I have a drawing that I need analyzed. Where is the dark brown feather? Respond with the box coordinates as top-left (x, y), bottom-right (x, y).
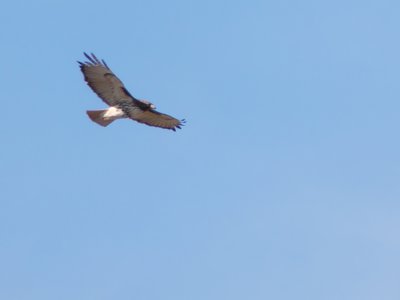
top-left (78, 53), bottom-right (134, 106)
top-left (125, 107), bottom-right (185, 131)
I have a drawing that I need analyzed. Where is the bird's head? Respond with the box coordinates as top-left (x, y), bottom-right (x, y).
top-left (141, 99), bottom-right (156, 110)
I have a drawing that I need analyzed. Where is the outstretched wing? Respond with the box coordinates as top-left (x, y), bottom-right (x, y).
top-left (126, 108), bottom-right (186, 131)
top-left (78, 52), bottom-right (135, 106)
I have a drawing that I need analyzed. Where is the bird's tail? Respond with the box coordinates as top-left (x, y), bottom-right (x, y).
top-left (86, 110), bottom-right (115, 127)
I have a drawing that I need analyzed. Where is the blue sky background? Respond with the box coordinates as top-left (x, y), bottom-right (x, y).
top-left (1, 0), bottom-right (400, 299)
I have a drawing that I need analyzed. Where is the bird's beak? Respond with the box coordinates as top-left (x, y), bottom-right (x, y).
top-left (150, 104), bottom-right (156, 109)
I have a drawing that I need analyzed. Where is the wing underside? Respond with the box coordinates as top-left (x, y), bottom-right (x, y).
top-left (78, 53), bottom-right (134, 106)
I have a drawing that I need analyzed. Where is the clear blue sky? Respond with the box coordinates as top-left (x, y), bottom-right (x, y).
top-left (1, 0), bottom-right (399, 299)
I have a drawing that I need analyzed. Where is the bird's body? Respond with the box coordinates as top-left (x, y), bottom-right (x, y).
top-left (78, 53), bottom-right (185, 131)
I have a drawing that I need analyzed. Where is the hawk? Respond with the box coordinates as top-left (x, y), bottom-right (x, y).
top-left (78, 53), bottom-right (185, 131)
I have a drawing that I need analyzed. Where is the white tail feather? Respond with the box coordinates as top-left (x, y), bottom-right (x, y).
top-left (87, 110), bottom-right (114, 127)
top-left (86, 107), bottom-right (126, 127)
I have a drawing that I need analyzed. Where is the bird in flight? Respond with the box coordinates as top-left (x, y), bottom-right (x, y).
top-left (78, 52), bottom-right (185, 131)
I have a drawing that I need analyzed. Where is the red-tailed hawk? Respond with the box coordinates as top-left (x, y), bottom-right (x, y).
top-left (78, 53), bottom-right (185, 131)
